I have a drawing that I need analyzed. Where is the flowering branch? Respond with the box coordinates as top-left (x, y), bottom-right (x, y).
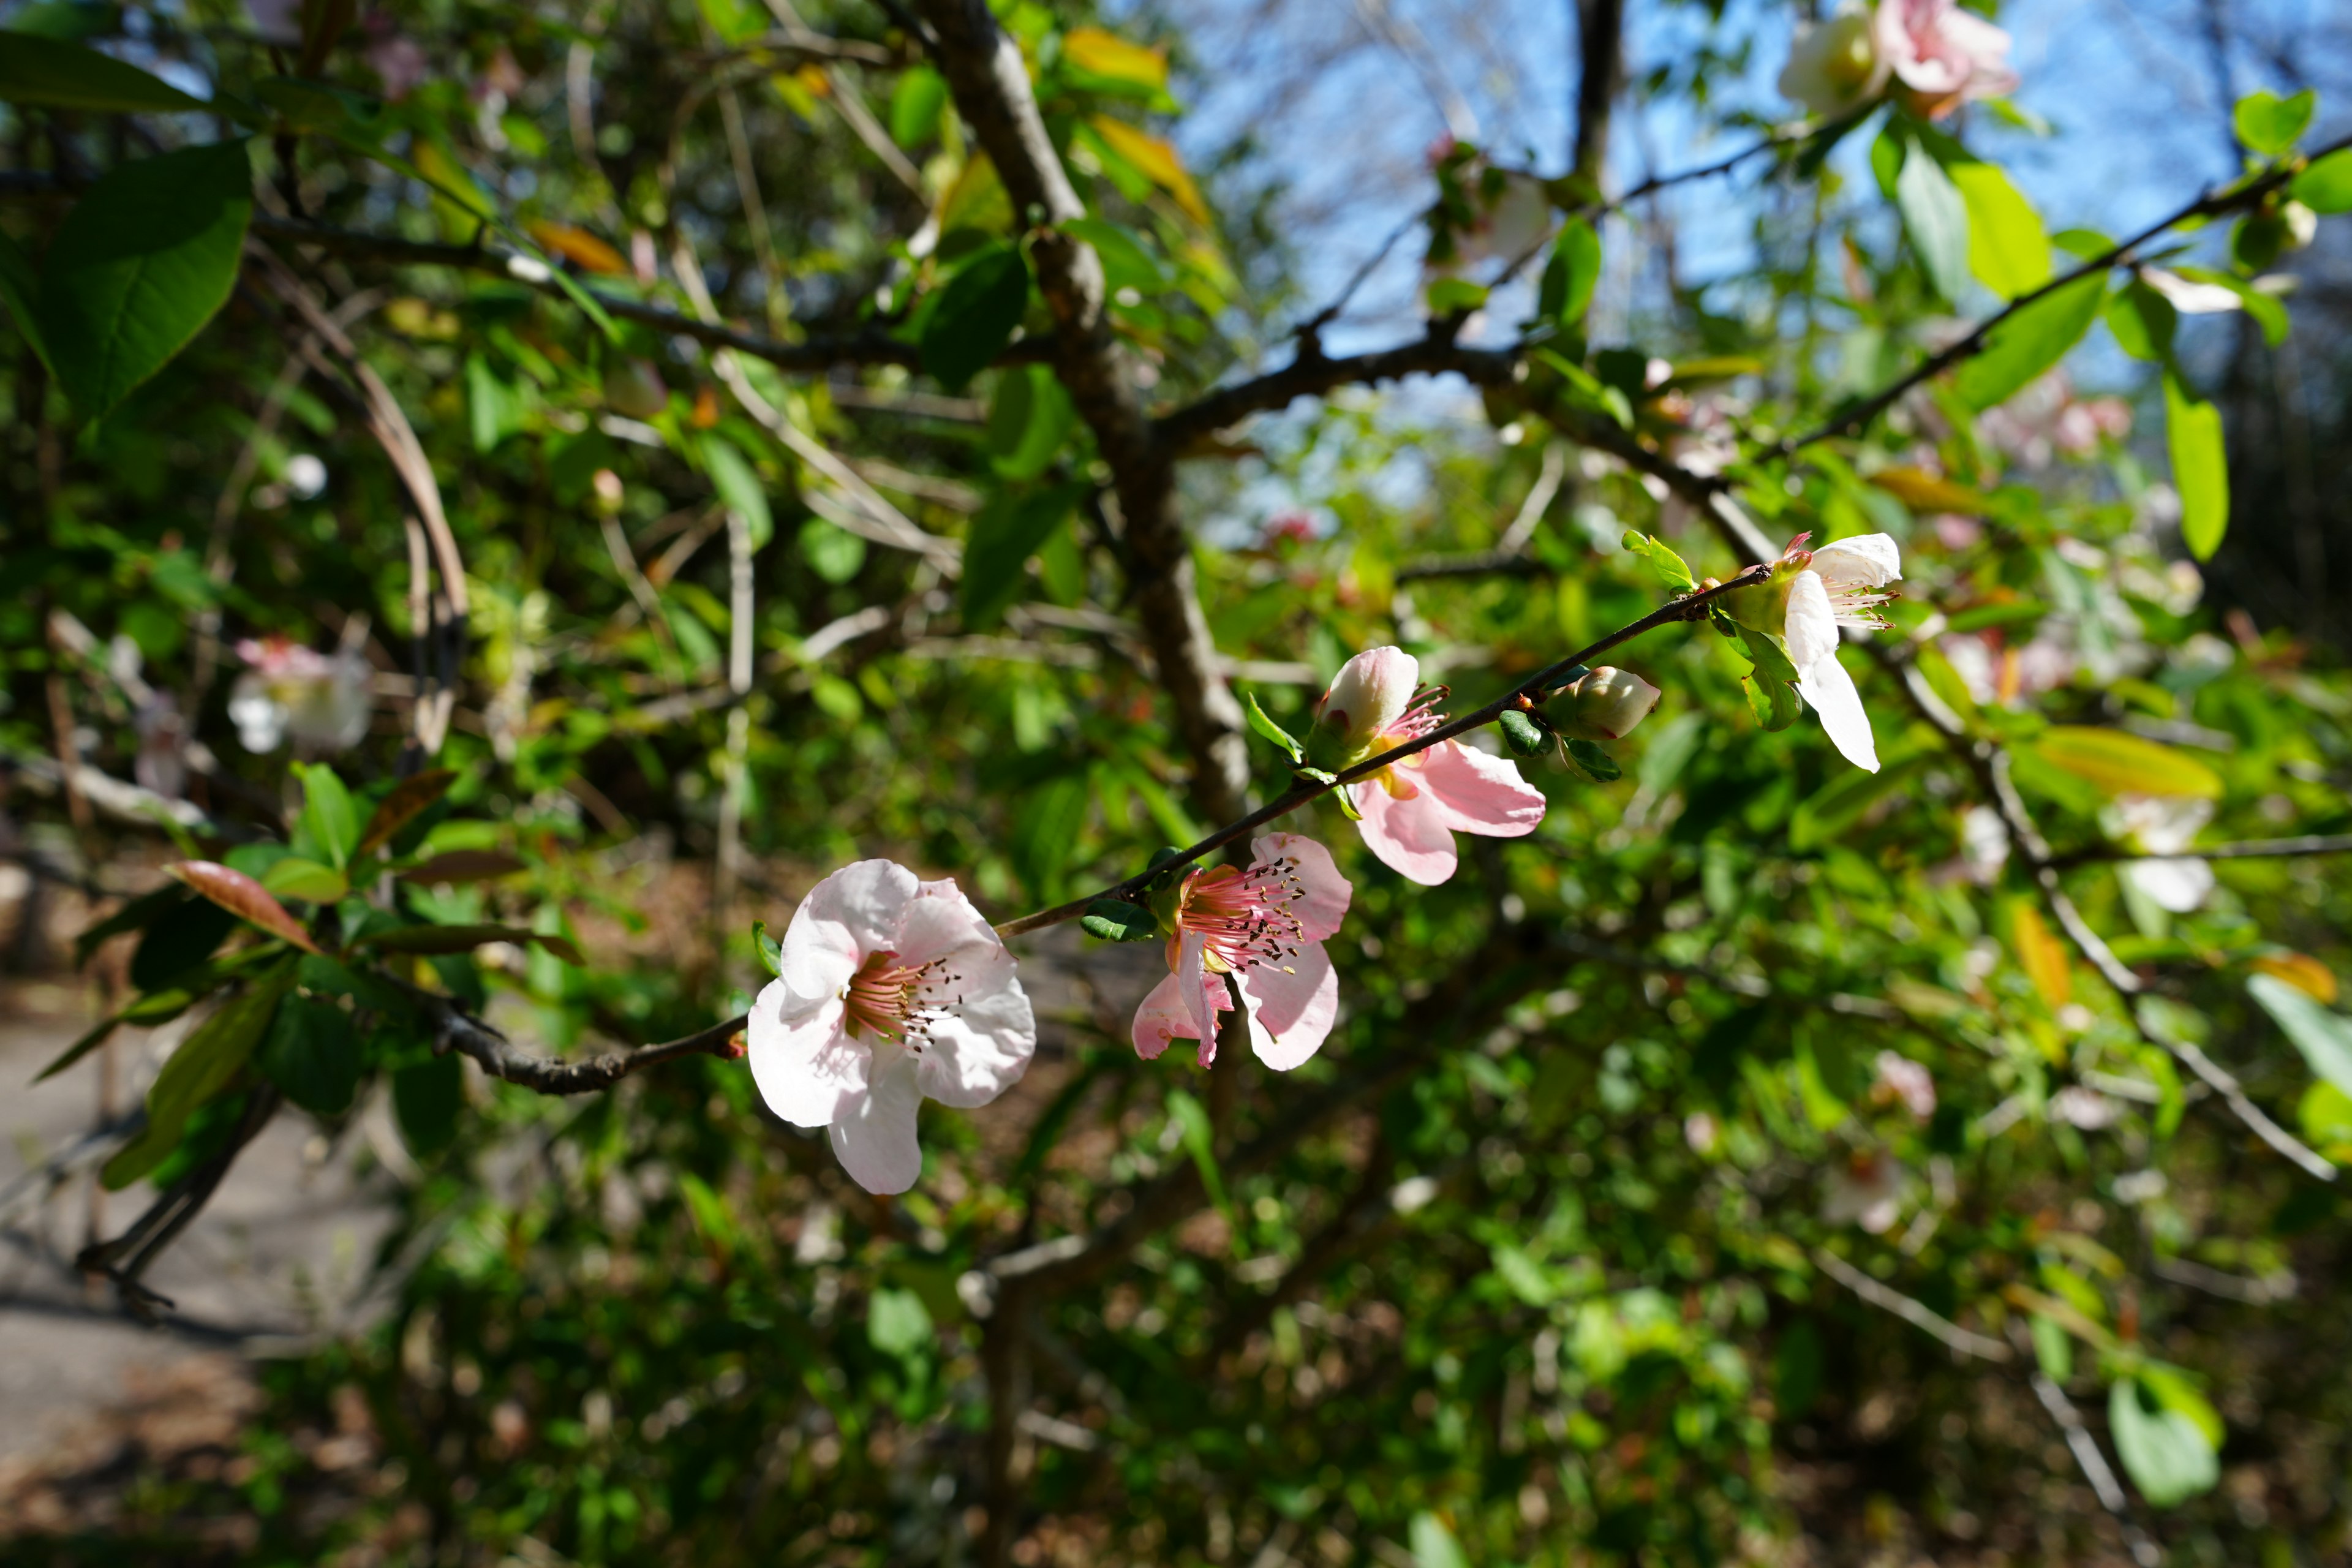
top-left (407, 987), bottom-right (747, 1095)
top-left (990, 566), bottom-right (1769, 940)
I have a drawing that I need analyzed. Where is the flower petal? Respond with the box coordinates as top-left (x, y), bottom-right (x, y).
top-left (746, 977), bottom-right (867, 1128)
top-left (1133, 969), bottom-right (1226, 1060)
top-left (1175, 929), bottom-right (1218, 1044)
top-left (1796, 642), bottom-right (1880, 773)
top-left (915, 962), bottom-right (1036, 1107)
top-left (1807, 532), bottom-right (1902, 590)
top-left (1422, 739), bottom-right (1546, 839)
top-left (2125, 857), bottom-right (2214, 914)
top-left (1782, 568), bottom-right (1842, 671)
top-left (1251, 831), bottom-right (1353, 940)
top-left (1317, 646), bottom-right (1418, 752)
top-left (793, 859), bottom-right (917, 971)
top-left (1352, 774), bottom-right (1461, 885)
top-left (1237, 941), bottom-right (1339, 1071)
top-left (828, 1046), bottom-right (925, 1195)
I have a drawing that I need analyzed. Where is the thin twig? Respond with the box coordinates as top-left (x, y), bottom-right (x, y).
top-left (1814, 1246), bottom-right (2011, 1361)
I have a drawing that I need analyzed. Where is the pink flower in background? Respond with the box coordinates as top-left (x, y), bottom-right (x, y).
top-left (1875, 0), bottom-right (2019, 117)
top-left (1872, 1051), bottom-right (1937, 1119)
top-left (1822, 1149), bottom-right (1908, 1232)
top-left (229, 637), bottom-right (372, 755)
top-left (363, 17), bottom-right (428, 102)
top-left (1133, 834), bottom-right (1351, 1070)
top-left (1313, 647), bottom-right (1547, 885)
top-left (749, 861), bottom-right (1035, 1195)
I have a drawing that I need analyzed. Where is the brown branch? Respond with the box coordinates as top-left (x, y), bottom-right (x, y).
top-left (1155, 328), bottom-right (1520, 453)
top-left (411, 988), bottom-right (747, 1095)
top-left (2052, 832), bottom-right (2352, 867)
top-left (991, 566), bottom-right (1767, 939)
top-left (915, 0), bottom-right (1250, 823)
top-left (1395, 548), bottom-right (1553, 582)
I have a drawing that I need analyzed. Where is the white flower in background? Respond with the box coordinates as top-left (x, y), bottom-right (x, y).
top-left (1871, 1051), bottom-right (1937, 1120)
top-left (1822, 1149), bottom-right (1907, 1233)
top-left (1727, 533), bottom-right (1902, 772)
top-left (748, 861), bottom-right (1035, 1195)
top-left (1779, 4), bottom-right (1888, 118)
top-left (228, 637), bottom-right (372, 755)
top-left (1958, 804), bottom-right (2010, 885)
top-left (2050, 1085), bottom-right (2124, 1130)
top-left (1875, 0), bottom-right (2019, 117)
top-left (2108, 794), bottom-right (2215, 913)
top-left (2139, 266), bottom-right (2245, 316)
top-left (285, 453), bottom-right (329, 500)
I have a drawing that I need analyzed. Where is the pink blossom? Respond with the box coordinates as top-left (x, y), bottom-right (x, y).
top-left (1132, 833), bottom-right (1351, 1071)
top-left (229, 636), bottom-right (371, 755)
top-left (749, 861), bottom-right (1035, 1194)
top-left (1312, 647), bottom-right (1547, 885)
top-left (1875, 0), bottom-right (2019, 118)
top-left (1871, 1050), bottom-right (1937, 1119)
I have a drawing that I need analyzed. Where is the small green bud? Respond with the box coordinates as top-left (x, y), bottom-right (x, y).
top-left (1499, 708), bottom-right (1553, 757)
top-left (1080, 899), bottom-right (1159, 943)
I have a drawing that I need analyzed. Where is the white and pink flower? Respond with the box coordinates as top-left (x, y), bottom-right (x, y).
top-left (1779, 4), bottom-right (1890, 119)
top-left (1313, 647), bottom-right (1548, 885)
top-left (1133, 833), bottom-right (1351, 1071)
top-left (229, 636), bottom-right (372, 755)
top-left (1728, 533), bottom-right (1902, 774)
top-left (1875, 0), bottom-right (2019, 118)
top-left (749, 861), bottom-right (1035, 1195)
top-left (1822, 1148), bottom-right (1908, 1233)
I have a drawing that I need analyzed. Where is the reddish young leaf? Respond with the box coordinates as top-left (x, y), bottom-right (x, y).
top-left (169, 861), bottom-right (320, 954)
top-left (356, 768), bottom-right (458, 856)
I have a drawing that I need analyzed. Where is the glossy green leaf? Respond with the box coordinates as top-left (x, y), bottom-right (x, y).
top-left (1949, 160), bottom-right (2050, 300)
top-left (1619, 530), bottom-right (1697, 593)
top-left (1736, 625), bottom-right (1803, 733)
top-left (1537, 217), bottom-right (1602, 329)
top-left (260, 855), bottom-right (349, 904)
top-left (103, 967), bottom-right (293, 1190)
top-left (294, 762), bottom-right (361, 870)
top-left (752, 920), bottom-right (783, 977)
top-left (2163, 369), bottom-right (2229, 561)
top-left (37, 138), bottom-right (253, 420)
top-left (984, 362), bottom-right (1077, 482)
top-left (1566, 737), bottom-right (1621, 782)
top-left (0, 31), bottom-right (210, 113)
top-left (1080, 899), bottom-right (1158, 943)
top-left (1242, 690), bottom-right (1303, 762)
top-left (2035, 725), bottom-right (2223, 797)
top-left (2233, 88), bottom-right (2313, 155)
top-left (887, 64), bottom-right (947, 148)
top-left (2105, 278), bottom-right (2177, 363)
top-left (1953, 272), bottom-right (2105, 410)
top-left (920, 241), bottom-right (1030, 390)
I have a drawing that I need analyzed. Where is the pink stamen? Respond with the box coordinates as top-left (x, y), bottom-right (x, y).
top-left (1379, 683), bottom-right (1451, 744)
top-left (1167, 856), bottom-right (1316, 978)
top-left (842, 949), bottom-right (964, 1049)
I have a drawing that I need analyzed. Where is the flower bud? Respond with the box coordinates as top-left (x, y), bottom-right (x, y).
top-left (602, 357), bottom-right (669, 420)
top-left (1550, 666), bottom-right (1661, 741)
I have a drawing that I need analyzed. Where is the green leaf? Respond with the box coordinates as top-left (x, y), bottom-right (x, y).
top-left (464, 352), bottom-right (528, 454)
top-left (961, 483), bottom-right (1085, 630)
top-left (1565, 737), bottom-right (1621, 782)
top-left (1009, 771), bottom-right (1090, 901)
top-left (2249, 973), bottom-right (2352, 1101)
top-left (867, 1286), bottom-right (933, 1357)
top-left (1894, 137), bottom-right (1969, 302)
top-left (1537, 217), bottom-right (1602, 329)
top-left (753, 920), bottom-right (783, 977)
top-left (2163, 369), bottom-right (2229, 562)
top-left (984, 361), bottom-right (1077, 482)
top-left (887, 64), bottom-right (947, 148)
top-left (1242, 690), bottom-right (1303, 763)
top-left (0, 31), bottom-right (211, 113)
top-left (1408, 1512), bottom-right (1471, 1568)
top-left (1061, 216), bottom-right (1166, 294)
top-left (2029, 1313), bottom-right (2072, 1383)
top-left (129, 893), bottom-right (237, 990)
top-left (2105, 278), bottom-right (2177, 363)
top-left (1735, 625), bottom-right (1803, 732)
top-left (1164, 1087), bottom-right (1232, 1221)
top-left (74, 883), bottom-right (189, 968)
top-left (392, 1052), bottom-right (463, 1156)
top-left (260, 856), bottom-right (348, 904)
top-left (103, 967), bottom-right (294, 1190)
top-left (1953, 272), bottom-right (2105, 410)
top-left (1948, 160), bottom-right (2050, 300)
top-left (1619, 530), bottom-right (1697, 593)
top-left (2233, 88), bottom-right (2314, 155)
top-left (37, 138), bottom-right (253, 420)
top-left (294, 763), bottom-right (361, 870)
top-left (1498, 708), bottom-right (1551, 757)
top-left (257, 993), bottom-right (362, 1117)
top-left (0, 228), bottom-right (53, 375)
top-left (2035, 725), bottom-right (2223, 798)
top-left (1080, 899), bottom-right (1158, 943)
top-left (701, 432), bottom-right (773, 551)
top-left (2170, 265), bottom-right (2290, 347)
top-left (2109, 1379), bottom-right (2219, 1507)
top-left (798, 517), bottom-right (867, 584)
top-left (920, 241), bottom-right (1030, 390)
top-left (1425, 276), bottom-right (1488, 316)
top-left (2291, 148), bottom-right (2352, 214)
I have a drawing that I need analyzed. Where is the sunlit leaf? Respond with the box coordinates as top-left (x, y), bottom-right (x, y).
top-left (2163, 369), bottom-right (2228, 561)
top-left (2033, 726), bottom-right (2223, 798)
top-left (1953, 272), bottom-right (2105, 410)
top-left (170, 861), bottom-right (321, 954)
top-left (1949, 160), bottom-right (2050, 300)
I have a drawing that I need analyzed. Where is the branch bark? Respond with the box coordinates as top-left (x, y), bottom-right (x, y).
top-left (914, 0), bottom-right (1250, 823)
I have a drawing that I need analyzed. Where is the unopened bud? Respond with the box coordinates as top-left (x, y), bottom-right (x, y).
top-left (1551, 666), bottom-right (1661, 741)
top-left (592, 468), bottom-right (625, 513)
top-left (602, 357), bottom-right (669, 420)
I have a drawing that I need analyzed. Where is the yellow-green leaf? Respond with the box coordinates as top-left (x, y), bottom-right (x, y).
top-left (2163, 370), bottom-right (2228, 561)
top-left (2034, 726), bottom-right (2223, 799)
top-left (1061, 27), bottom-right (1168, 92)
top-left (1950, 161), bottom-right (2050, 300)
